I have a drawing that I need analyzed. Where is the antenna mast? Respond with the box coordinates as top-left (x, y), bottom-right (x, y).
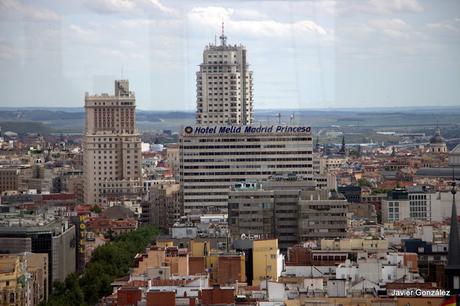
top-left (219, 21), bottom-right (227, 46)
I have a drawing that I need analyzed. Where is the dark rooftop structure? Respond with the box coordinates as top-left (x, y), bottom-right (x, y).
top-left (415, 167), bottom-right (460, 179)
top-left (430, 127), bottom-right (445, 144)
top-left (101, 205), bottom-right (135, 220)
top-left (445, 174), bottom-right (460, 294)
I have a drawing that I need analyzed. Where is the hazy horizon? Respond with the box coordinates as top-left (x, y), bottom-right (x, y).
top-left (1, 0), bottom-right (460, 110)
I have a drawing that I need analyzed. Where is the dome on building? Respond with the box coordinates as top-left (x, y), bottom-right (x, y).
top-left (430, 127), bottom-right (445, 144)
top-left (429, 127), bottom-right (448, 154)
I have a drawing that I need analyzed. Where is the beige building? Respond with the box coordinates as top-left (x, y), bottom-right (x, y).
top-left (83, 80), bottom-right (142, 205)
top-left (321, 238), bottom-right (388, 252)
top-left (196, 28), bottom-right (253, 125)
top-left (180, 125), bottom-right (313, 213)
top-left (131, 246), bottom-right (189, 277)
top-left (252, 239), bottom-right (283, 286)
top-left (324, 156), bottom-right (348, 171)
top-left (165, 143), bottom-right (180, 175)
top-left (0, 253), bottom-right (48, 306)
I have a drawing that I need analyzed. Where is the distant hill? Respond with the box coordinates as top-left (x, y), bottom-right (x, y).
top-left (0, 106), bottom-right (459, 136)
top-left (0, 110), bottom-right (84, 121)
top-left (0, 121), bottom-right (54, 135)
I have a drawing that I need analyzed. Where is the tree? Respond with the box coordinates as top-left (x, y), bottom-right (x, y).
top-left (90, 205), bottom-right (102, 214)
top-left (358, 178), bottom-right (372, 188)
top-left (45, 225), bottom-right (158, 306)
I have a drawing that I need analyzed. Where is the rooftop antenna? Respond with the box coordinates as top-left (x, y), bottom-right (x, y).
top-left (219, 20), bottom-right (227, 46)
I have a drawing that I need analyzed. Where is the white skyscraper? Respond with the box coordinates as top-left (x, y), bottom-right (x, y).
top-left (83, 80), bottom-right (142, 206)
top-left (196, 24), bottom-right (253, 125)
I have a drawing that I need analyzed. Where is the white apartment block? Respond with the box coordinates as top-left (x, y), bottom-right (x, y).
top-left (83, 80), bottom-right (142, 205)
top-left (382, 188), bottom-right (460, 223)
top-left (196, 29), bottom-right (253, 125)
top-left (180, 125), bottom-right (313, 213)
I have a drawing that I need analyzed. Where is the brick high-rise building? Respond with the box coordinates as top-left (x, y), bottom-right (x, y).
top-left (83, 80), bottom-right (142, 205)
top-left (0, 168), bottom-right (18, 194)
top-left (196, 24), bottom-right (253, 125)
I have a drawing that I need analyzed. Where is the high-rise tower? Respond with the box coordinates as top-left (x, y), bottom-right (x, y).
top-left (196, 23), bottom-right (253, 125)
top-left (83, 80), bottom-right (142, 206)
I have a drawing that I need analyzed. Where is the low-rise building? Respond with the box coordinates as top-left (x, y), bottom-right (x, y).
top-left (0, 252), bottom-right (48, 305)
top-left (298, 190), bottom-right (348, 241)
top-left (141, 181), bottom-right (182, 232)
top-left (228, 176), bottom-right (343, 249)
top-left (0, 219), bottom-right (76, 292)
top-left (320, 237), bottom-right (388, 252)
top-left (252, 239), bottom-right (284, 287)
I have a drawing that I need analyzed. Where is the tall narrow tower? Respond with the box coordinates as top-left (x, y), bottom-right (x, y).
top-left (445, 170), bottom-right (460, 293)
top-left (339, 135), bottom-right (346, 155)
top-left (83, 80), bottom-right (142, 206)
top-left (196, 23), bottom-right (253, 125)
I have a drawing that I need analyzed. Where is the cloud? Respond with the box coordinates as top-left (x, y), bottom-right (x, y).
top-left (427, 18), bottom-right (460, 33)
top-left (187, 6), bottom-right (332, 40)
top-left (232, 9), bottom-right (268, 20)
top-left (68, 24), bottom-right (98, 43)
top-left (368, 18), bottom-right (411, 39)
top-left (368, 0), bottom-right (423, 13)
top-left (0, 0), bottom-right (60, 22)
top-left (334, 0), bottom-right (423, 16)
top-left (84, 0), bottom-right (177, 16)
top-left (0, 42), bottom-right (20, 60)
top-left (84, 0), bottom-right (136, 14)
top-left (148, 0), bottom-right (176, 15)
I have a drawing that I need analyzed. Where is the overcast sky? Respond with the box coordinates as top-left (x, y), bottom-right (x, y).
top-left (0, 0), bottom-right (459, 110)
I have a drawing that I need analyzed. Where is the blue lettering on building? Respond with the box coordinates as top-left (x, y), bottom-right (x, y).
top-left (187, 125), bottom-right (311, 135)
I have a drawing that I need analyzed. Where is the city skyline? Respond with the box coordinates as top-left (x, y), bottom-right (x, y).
top-left (1, 0), bottom-right (460, 110)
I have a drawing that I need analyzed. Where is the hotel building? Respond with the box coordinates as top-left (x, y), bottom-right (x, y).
top-left (180, 125), bottom-right (313, 213)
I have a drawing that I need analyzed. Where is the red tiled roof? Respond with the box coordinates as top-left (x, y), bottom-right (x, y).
top-left (42, 193), bottom-right (76, 201)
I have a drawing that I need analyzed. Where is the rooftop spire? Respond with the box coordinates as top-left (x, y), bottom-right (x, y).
top-left (219, 21), bottom-right (227, 46)
top-left (339, 134), bottom-right (346, 155)
top-left (447, 167), bottom-right (460, 268)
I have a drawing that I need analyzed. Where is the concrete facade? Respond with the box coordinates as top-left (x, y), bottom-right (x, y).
top-left (228, 177), bottom-right (320, 249)
top-left (83, 80), bottom-right (142, 206)
top-left (297, 190), bottom-right (348, 241)
top-left (0, 220), bottom-right (75, 293)
top-left (143, 181), bottom-right (182, 232)
top-left (180, 125), bottom-right (313, 213)
top-left (196, 30), bottom-right (253, 125)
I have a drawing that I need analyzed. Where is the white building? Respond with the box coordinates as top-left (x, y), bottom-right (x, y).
top-left (180, 125), bottom-right (313, 213)
top-left (335, 254), bottom-right (423, 293)
top-left (324, 156), bottom-right (348, 171)
top-left (449, 144), bottom-right (460, 166)
top-left (83, 80), bottom-right (142, 206)
top-left (382, 188), bottom-right (460, 223)
top-left (196, 26), bottom-right (253, 125)
top-left (171, 223), bottom-right (198, 239)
